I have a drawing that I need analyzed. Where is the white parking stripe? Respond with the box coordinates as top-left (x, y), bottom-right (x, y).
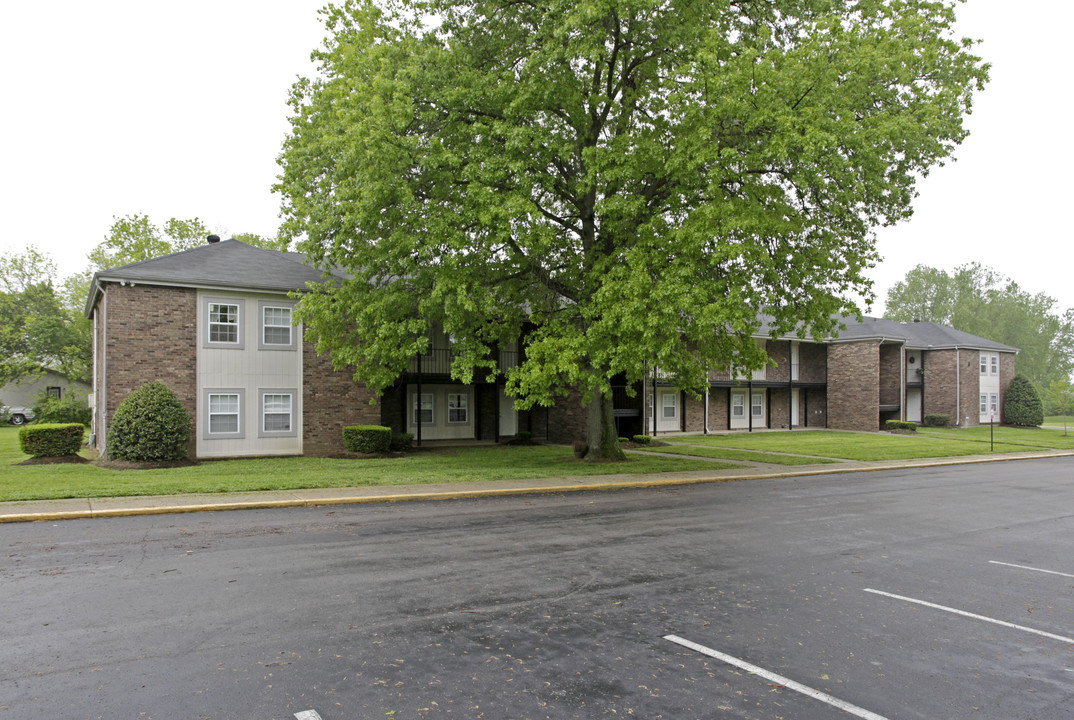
top-left (989, 560), bottom-right (1074, 579)
top-left (864, 589), bottom-right (1074, 644)
top-left (663, 634), bottom-right (890, 720)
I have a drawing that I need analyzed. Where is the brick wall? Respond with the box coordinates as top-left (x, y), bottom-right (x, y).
top-left (799, 342), bottom-right (827, 383)
top-left (879, 344), bottom-right (902, 407)
top-left (827, 341), bottom-right (880, 430)
top-left (98, 283), bottom-right (198, 457)
top-left (684, 392), bottom-right (705, 432)
top-left (767, 341), bottom-right (791, 383)
top-left (921, 348), bottom-right (983, 427)
top-left (804, 387), bottom-right (827, 427)
top-left (769, 387), bottom-right (790, 428)
top-left (302, 340), bottom-right (380, 455)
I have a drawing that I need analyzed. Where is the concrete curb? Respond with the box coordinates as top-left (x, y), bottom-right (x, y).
top-left (2, 451), bottom-right (1071, 524)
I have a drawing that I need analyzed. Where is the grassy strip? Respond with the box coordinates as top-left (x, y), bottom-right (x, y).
top-left (633, 444), bottom-right (835, 466)
top-left (0, 428), bottom-right (726, 503)
top-left (1044, 416), bottom-right (1074, 427)
top-left (914, 425), bottom-right (1074, 450)
top-left (663, 430), bottom-right (1037, 461)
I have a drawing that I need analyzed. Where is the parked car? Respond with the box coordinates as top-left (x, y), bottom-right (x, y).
top-left (4, 406), bottom-right (34, 425)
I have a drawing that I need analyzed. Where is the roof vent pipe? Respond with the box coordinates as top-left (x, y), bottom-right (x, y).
top-left (207, 234), bottom-right (221, 244)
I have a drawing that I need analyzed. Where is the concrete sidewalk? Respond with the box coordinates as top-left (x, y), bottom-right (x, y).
top-left (3, 449), bottom-right (1070, 524)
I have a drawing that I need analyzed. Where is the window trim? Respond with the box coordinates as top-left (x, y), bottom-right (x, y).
top-left (990, 354), bottom-right (999, 376)
top-left (203, 297), bottom-right (245, 349)
top-left (258, 301), bottom-right (298, 351)
top-left (413, 392), bottom-right (434, 426)
top-left (447, 391), bottom-right (469, 424)
top-left (751, 391), bottom-right (765, 418)
top-left (980, 394), bottom-right (988, 415)
top-left (46, 386), bottom-right (62, 399)
top-left (258, 388), bottom-right (298, 438)
top-left (204, 388), bottom-right (245, 440)
top-left (731, 392), bottom-right (745, 418)
top-left (661, 391), bottom-right (677, 420)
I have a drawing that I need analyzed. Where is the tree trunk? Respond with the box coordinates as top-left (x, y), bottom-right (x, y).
top-left (584, 392), bottom-right (626, 461)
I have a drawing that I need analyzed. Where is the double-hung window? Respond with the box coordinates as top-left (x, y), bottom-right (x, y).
top-left (259, 389), bottom-right (297, 437)
top-left (447, 392), bottom-right (468, 424)
top-left (207, 391), bottom-right (241, 436)
top-left (413, 393), bottom-right (434, 425)
top-left (259, 302), bottom-right (297, 350)
top-left (661, 392), bottom-right (677, 419)
top-left (209, 303), bottom-right (239, 343)
top-left (204, 298), bottom-right (244, 349)
top-left (990, 355), bottom-right (999, 376)
top-left (751, 392), bottom-right (764, 418)
top-left (980, 354), bottom-right (988, 375)
top-left (980, 394), bottom-right (988, 414)
top-left (731, 393), bottom-right (745, 418)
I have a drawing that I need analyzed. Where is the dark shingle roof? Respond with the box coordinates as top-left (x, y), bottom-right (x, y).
top-left (758, 313), bottom-right (1017, 352)
top-left (85, 239), bottom-right (339, 316)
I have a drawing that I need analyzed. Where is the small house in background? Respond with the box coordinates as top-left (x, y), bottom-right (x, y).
top-left (1, 370), bottom-right (91, 425)
top-left (84, 238), bottom-right (1018, 459)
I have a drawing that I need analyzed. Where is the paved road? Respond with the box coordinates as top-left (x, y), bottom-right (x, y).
top-left (2, 458), bottom-right (1073, 719)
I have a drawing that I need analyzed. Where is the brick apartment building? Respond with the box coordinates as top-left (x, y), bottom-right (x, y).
top-left (85, 239), bottom-right (1017, 459)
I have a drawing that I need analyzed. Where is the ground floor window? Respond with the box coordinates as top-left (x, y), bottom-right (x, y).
top-left (206, 390), bottom-right (244, 439)
top-left (413, 393), bottom-right (434, 425)
top-left (732, 393), bottom-right (745, 417)
top-left (751, 391), bottom-right (764, 418)
top-left (46, 386), bottom-right (62, 399)
top-left (258, 389), bottom-right (297, 437)
top-left (661, 392), bottom-right (677, 419)
top-left (447, 392), bottom-right (469, 424)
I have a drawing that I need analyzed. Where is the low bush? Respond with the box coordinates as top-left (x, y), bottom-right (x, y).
top-left (107, 381), bottom-right (191, 461)
top-left (618, 437), bottom-right (629, 443)
top-left (390, 432), bottom-right (414, 452)
top-left (19, 423), bottom-right (85, 457)
top-left (343, 425), bottom-right (392, 454)
top-left (631, 434), bottom-right (652, 445)
top-left (33, 394), bottom-right (92, 426)
top-left (921, 413), bottom-right (950, 428)
top-left (885, 420), bottom-right (917, 432)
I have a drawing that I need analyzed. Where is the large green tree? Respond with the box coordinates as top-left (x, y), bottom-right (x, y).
top-left (0, 247), bottom-right (90, 386)
top-left (277, 0), bottom-right (987, 459)
top-left (884, 263), bottom-right (1074, 391)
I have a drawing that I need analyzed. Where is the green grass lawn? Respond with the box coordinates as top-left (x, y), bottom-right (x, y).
top-left (633, 444), bottom-right (836, 465)
top-left (1044, 415), bottom-right (1074, 428)
top-left (0, 427), bottom-right (732, 502)
top-left (662, 429), bottom-right (1063, 461)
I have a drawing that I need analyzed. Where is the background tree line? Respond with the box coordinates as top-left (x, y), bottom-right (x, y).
top-left (0, 214), bottom-right (284, 390)
top-left (884, 262), bottom-right (1074, 416)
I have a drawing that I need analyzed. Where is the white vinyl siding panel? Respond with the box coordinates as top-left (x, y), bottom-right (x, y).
top-left (197, 291), bottom-right (303, 457)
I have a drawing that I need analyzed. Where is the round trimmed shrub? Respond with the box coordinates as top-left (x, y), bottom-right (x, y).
top-left (107, 381), bottom-right (191, 461)
top-left (1003, 374), bottom-right (1043, 427)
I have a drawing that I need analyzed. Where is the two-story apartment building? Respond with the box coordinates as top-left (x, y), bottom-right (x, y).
top-left (86, 239), bottom-right (1017, 458)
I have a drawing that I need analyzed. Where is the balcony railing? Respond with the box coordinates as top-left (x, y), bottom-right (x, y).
top-left (408, 347), bottom-right (520, 376)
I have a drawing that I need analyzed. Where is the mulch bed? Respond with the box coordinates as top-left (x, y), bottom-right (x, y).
top-left (17, 455), bottom-right (90, 466)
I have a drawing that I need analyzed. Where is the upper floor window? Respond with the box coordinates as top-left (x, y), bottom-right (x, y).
top-left (991, 355), bottom-right (999, 376)
top-left (204, 297), bottom-right (244, 349)
top-left (259, 302), bottom-right (298, 351)
top-left (209, 303), bottom-right (240, 343)
top-left (980, 352), bottom-right (999, 376)
top-left (46, 386), bottom-right (62, 399)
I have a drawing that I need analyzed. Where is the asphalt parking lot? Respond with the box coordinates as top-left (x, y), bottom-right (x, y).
top-left (2, 457), bottom-right (1072, 719)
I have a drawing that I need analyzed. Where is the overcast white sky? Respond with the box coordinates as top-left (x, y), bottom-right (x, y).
top-left (2, 0), bottom-right (1071, 316)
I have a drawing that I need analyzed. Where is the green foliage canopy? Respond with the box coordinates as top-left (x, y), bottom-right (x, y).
top-left (277, 0), bottom-right (988, 456)
top-left (884, 263), bottom-right (1074, 391)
